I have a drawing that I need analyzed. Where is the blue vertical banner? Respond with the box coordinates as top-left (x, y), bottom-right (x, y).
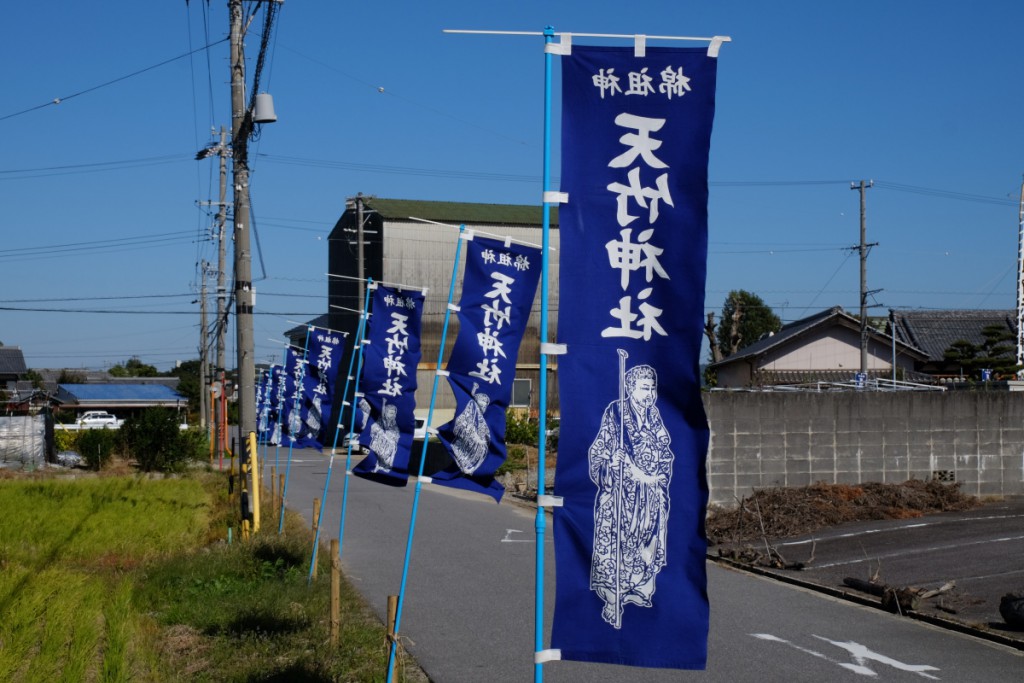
top-left (280, 345), bottom-right (320, 449)
top-left (256, 369), bottom-right (270, 442)
top-left (433, 236), bottom-right (542, 501)
top-left (304, 329), bottom-right (346, 448)
top-left (551, 45), bottom-right (717, 669)
top-left (353, 285), bottom-right (425, 486)
top-left (267, 364), bottom-right (285, 446)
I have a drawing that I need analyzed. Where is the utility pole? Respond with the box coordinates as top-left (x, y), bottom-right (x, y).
top-left (851, 180), bottom-right (875, 378)
top-left (215, 126), bottom-right (229, 458)
top-left (230, 0), bottom-right (256, 439)
top-left (199, 262), bottom-right (209, 430)
top-left (356, 193), bottom-right (365, 306)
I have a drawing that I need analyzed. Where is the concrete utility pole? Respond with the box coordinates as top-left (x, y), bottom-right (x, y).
top-left (851, 180), bottom-right (874, 377)
top-left (215, 126), bottom-right (229, 457)
top-left (230, 0), bottom-right (256, 438)
top-left (199, 262), bottom-right (209, 429)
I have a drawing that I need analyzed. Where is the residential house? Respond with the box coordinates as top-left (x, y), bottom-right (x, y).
top-left (708, 306), bottom-right (929, 388)
top-left (889, 309), bottom-right (1017, 380)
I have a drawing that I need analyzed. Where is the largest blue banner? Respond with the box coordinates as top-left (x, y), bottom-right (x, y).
top-left (551, 45), bottom-right (716, 670)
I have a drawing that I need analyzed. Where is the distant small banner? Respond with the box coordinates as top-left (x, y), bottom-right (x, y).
top-left (551, 44), bottom-right (717, 669)
top-left (433, 236), bottom-right (542, 502)
top-left (267, 364), bottom-right (285, 445)
top-left (353, 285), bottom-right (425, 486)
top-left (280, 345), bottom-right (320, 450)
top-left (303, 329), bottom-right (346, 449)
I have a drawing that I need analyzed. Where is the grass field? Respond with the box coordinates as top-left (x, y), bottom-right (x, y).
top-left (0, 471), bottom-right (423, 682)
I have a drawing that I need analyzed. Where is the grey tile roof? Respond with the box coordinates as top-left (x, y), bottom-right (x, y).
top-left (891, 309), bottom-right (1016, 362)
top-left (710, 306), bottom-right (927, 369)
top-left (0, 347), bottom-right (28, 375)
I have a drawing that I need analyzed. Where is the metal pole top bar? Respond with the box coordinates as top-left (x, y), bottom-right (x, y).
top-left (409, 216), bottom-right (547, 250)
top-left (444, 28), bottom-right (731, 43)
top-left (284, 319), bottom-right (350, 336)
top-left (326, 272), bottom-right (428, 295)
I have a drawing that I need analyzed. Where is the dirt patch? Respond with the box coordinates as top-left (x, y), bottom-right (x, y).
top-left (706, 479), bottom-right (980, 546)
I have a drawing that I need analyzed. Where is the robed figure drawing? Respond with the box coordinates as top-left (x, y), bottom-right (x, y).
top-left (588, 359), bottom-right (673, 629)
top-left (369, 401), bottom-right (400, 472)
top-left (451, 387), bottom-right (491, 475)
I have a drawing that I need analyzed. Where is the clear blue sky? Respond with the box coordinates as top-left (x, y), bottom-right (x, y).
top-left (3, 1), bottom-right (1023, 372)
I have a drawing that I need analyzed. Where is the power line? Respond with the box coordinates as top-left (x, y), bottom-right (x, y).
top-left (0, 38), bottom-right (229, 123)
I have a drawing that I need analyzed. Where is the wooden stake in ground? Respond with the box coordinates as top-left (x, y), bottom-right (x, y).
top-left (311, 498), bottom-right (321, 580)
top-left (330, 539), bottom-right (340, 647)
top-left (387, 594), bottom-right (398, 680)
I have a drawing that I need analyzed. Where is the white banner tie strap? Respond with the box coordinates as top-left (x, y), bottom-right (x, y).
top-left (447, 303), bottom-right (461, 312)
top-left (537, 495), bottom-right (563, 508)
top-left (541, 342), bottom-right (567, 356)
top-left (436, 369), bottom-right (450, 377)
top-left (634, 34), bottom-right (647, 58)
top-left (544, 33), bottom-right (571, 55)
top-left (535, 649), bottom-right (562, 664)
top-left (341, 401), bottom-right (351, 407)
top-left (708, 36), bottom-right (729, 57)
top-left (460, 229), bottom-right (475, 241)
top-left (368, 281), bottom-right (379, 291)
top-left (418, 475), bottom-right (433, 484)
top-left (544, 191), bottom-right (568, 204)
top-left (354, 392), bottom-right (364, 398)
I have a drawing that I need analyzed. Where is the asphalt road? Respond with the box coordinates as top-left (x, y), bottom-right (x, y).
top-left (742, 498), bottom-right (1024, 640)
top-left (275, 447), bottom-right (1024, 682)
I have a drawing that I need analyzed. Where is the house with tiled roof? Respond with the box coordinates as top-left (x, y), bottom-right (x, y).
top-left (0, 347), bottom-right (28, 386)
top-left (889, 309), bottom-right (1017, 378)
top-left (708, 306), bottom-right (929, 388)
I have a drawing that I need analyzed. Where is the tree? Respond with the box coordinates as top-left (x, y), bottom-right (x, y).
top-left (57, 369), bottom-right (86, 384)
top-left (166, 359), bottom-right (201, 420)
top-left (109, 356), bottom-right (159, 377)
top-left (943, 324), bottom-right (1020, 379)
top-left (23, 369), bottom-right (44, 389)
top-left (714, 290), bottom-right (782, 359)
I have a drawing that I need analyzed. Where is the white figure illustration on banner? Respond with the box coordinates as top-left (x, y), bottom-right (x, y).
top-left (271, 419), bottom-right (282, 446)
top-left (258, 403), bottom-right (269, 434)
top-left (288, 401), bottom-right (303, 441)
top-left (451, 383), bottom-right (491, 474)
top-left (305, 395), bottom-right (322, 435)
top-left (370, 400), bottom-right (401, 472)
top-left (588, 351), bottom-right (673, 629)
top-left (357, 397), bottom-right (371, 433)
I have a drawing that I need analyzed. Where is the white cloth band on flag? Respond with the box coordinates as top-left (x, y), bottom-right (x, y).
top-left (461, 229), bottom-right (475, 241)
top-left (436, 369), bottom-right (450, 377)
top-left (361, 339), bottom-right (371, 345)
top-left (447, 303), bottom-right (461, 312)
top-left (354, 392), bottom-right (364, 398)
top-left (426, 426), bottom-right (439, 436)
top-left (418, 476), bottom-right (433, 484)
top-left (342, 401), bottom-right (351, 407)
top-left (537, 495), bottom-right (564, 508)
top-left (535, 649), bottom-right (562, 664)
top-left (708, 36), bottom-right (726, 57)
top-left (544, 191), bottom-right (569, 204)
top-left (368, 282), bottom-right (378, 290)
top-left (634, 34), bottom-right (646, 58)
top-left (541, 342), bottom-right (567, 356)
top-left (545, 33), bottom-right (571, 55)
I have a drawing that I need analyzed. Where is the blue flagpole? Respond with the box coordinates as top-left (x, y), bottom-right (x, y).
top-left (279, 325), bottom-right (314, 535)
top-left (385, 225), bottom-right (466, 683)
top-left (307, 302), bottom-right (368, 583)
top-left (335, 281), bottom-right (375, 565)
top-left (534, 25), bottom-right (556, 683)
top-left (274, 352), bottom-right (286, 495)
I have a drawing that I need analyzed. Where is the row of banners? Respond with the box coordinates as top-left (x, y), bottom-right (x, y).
top-left (254, 44), bottom-right (717, 671)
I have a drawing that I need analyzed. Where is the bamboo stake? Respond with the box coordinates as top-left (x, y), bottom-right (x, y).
top-left (331, 539), bottom-right (341, 647)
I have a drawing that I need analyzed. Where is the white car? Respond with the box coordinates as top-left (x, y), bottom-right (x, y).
top-left (78, 411), bottom-right (119, 428)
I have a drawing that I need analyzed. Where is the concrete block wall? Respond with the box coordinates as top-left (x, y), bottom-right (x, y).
top-left (702, 391), bottom-right (1024, 506)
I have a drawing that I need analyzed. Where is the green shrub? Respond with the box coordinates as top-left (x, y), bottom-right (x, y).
top-left (121, 408), bottom-right (205, 473)
top-left (505, 410), bottom-right (538, 446)
top-left (54, 429), bottom-right (78, 453)
top-left (78, 429), bottom-right (120, 471)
